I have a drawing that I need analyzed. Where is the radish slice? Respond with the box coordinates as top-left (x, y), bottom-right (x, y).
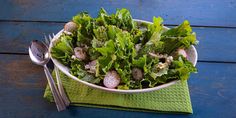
top-left (103, 70), bottom-right (121, 89)
top-left (74, 47), bottom-right (86, 60)
top-left (85, 60), bottom-right (97, 74)
top-left (64, 21), bottom-right (78, 34)
top-left (132, 68), bottom-right (143, 81)
top-left (178, 49), bottom-right (187, 58)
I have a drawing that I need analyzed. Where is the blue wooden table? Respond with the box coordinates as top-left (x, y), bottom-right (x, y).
top-left (1, 0), bottom-right (236, 117)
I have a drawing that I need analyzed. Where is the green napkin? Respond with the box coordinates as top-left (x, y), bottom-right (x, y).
top-left (44, 70), bottom-right (192, 113)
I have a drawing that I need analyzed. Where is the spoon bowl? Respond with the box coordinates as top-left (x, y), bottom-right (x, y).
top-left (29, 40), bottom-right (50, 66)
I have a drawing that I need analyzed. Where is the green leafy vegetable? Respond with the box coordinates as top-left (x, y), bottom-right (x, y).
top-left (169, 56), bottom-right (197, 81)
top-left (140, 17), bottom-right (164, 55)
top-left (51, 34), bottom-right (74, 66)
top-left (51, 8), bottom-right (198, 90)
top-left (160, 20), bottom-right (198, 54)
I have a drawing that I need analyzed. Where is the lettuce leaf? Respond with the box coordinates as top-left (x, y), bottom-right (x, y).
top-left (115, 8), bottom-right (136, 31)
top-left (140, 17), bottom-right (164, 55)
top-left (96, 40), bottom-right (115, 56)
top-left (96, 8), bottom-right (136, 31)
top-left (169, 56), bottom-right (197, 81)
top-left (73, 12), bottom-right (94, 45)
top-left (161, 20), bottom-right (198, 54)
top-left (51, 34), bottom-right (74, 66)
top-left (93, 26), bottom-right (108, 41)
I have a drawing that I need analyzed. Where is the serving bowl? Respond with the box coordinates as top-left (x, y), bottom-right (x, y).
top-left (49, 19), bottom-right (197, 94)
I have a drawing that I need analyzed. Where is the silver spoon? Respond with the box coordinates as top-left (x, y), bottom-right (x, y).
top-left (29, 40), bottom-right (66, 111)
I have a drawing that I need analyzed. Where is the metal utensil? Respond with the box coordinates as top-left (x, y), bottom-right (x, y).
top-left (45, 34), bottom-right (70, 106)
top-left (54, 67), bottom-right (70, 106)
top-left (29, 40), bottom-right (66, 111)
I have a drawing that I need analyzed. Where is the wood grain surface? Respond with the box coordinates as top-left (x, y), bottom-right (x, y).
top-left (0, 0), bottom-right (236, 27)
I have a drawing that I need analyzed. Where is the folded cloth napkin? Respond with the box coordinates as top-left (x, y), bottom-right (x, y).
top-left (44, 70), bottom-right (193, 113)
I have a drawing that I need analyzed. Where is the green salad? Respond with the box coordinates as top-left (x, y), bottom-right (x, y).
top-left (51, 8), bottom-right (198, 90)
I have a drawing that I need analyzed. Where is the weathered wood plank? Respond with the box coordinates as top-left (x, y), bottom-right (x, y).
top-left (189, 63), bottom-right (236, 118)
top-left (0, 0), bottom-right (236, 27)
top-left (1, 22), bottom-right (236, 62)
top-left (0, 22), bottom-right (63, 53)
top-left (0, 54), bottom-right (236, 118)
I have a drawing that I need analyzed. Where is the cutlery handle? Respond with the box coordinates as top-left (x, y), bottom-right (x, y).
top-left (55, 67), bottom-right (70, 106)
top-left (44, 65), bottom-right (66, 111)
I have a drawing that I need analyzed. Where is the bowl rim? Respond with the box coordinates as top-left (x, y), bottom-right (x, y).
top-left (49, 19), bottom-right (197, 93)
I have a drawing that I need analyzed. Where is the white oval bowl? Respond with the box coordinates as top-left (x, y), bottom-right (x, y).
top-left (49, 19), bottom-right (198, 94)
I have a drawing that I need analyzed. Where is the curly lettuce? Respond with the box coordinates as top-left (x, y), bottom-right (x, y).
top-left (51, 8), bottom-right (198, 90)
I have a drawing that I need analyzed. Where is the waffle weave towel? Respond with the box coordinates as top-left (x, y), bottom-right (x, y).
top-left (44, 70), bottom-right (192, 113)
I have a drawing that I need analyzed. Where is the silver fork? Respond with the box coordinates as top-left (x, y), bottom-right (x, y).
top-left (45, 34), bottom-right (70, 106)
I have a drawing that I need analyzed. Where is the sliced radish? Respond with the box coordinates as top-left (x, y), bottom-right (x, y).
top-left (74, 47), bottom-right (86, 60)
top-left (85, 60), bottom-right (97, 73)
top-left (132, 68), bottom-right (143, 81)
top-left (64, 21), bottom-right (78, 34)
top-left (178, 49), bottom-right (187, 58)
top-left (103, 70), bottom-right (121, 89)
